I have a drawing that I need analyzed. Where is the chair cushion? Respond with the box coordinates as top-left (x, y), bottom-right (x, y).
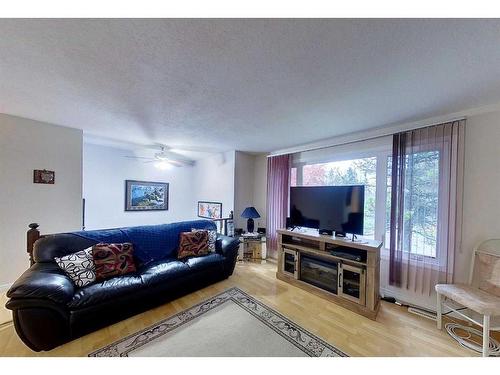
top-left (184, 253), bottom-right (225, 273)
top-left (139, 259), bottom-right (191, 286)
top-left (436, 283), bottom-right (500, 315)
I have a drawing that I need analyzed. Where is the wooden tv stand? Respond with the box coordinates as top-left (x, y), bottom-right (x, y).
top-left (276, 229), bottom-right (382, 320)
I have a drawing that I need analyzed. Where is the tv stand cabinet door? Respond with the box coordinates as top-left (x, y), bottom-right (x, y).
top-left (282, 248), bottom-right (299, 279)
top-left (339, 263), bottom-right (366, 306)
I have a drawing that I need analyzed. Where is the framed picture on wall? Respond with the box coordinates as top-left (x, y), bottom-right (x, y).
top-left (197, 201), bottom-right (222, 219)
top-left (125, 180), bottom-right (169, 211)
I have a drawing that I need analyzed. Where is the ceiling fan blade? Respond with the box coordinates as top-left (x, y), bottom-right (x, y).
top-left (169, 145), bottom-right (222, 153)
top-left (124, 156), bottom-right (155, 160)
top-left (151, 142), bottom-right (219, 154)
top-left (160, 151), bottom-right (195, 166)
top-left (167, 159), bottom-right (186, 167)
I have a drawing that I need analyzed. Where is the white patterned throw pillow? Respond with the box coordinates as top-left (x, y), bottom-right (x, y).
top-left (192, 228), bottom-right (217, 252)
top-left (55, 247), bottom-right (97, 287)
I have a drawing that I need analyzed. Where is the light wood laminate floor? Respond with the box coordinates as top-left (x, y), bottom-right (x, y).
top-left (0, 261), bottom-right (488, 357)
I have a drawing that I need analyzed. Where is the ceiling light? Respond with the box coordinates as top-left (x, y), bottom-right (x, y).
top-left (155, 160), bottom-right (172, 170)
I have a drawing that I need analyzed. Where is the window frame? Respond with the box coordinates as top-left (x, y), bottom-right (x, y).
top-left (291, 140), bottom-right (448, 267)
top-left (292, 148), bottom-right (389, 241)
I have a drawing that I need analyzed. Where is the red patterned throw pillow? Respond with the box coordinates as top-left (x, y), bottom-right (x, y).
top-left (177, 231), bottom-right (209, 259)
top-left (92, 243), bottom-right (137, 281)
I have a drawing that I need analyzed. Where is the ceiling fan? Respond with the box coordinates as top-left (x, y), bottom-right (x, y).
top-left (124, 145), bottom-right (196, 169)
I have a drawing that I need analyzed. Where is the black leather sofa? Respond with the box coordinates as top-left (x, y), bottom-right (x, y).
top-left (5, 220), bottom-right (240, 352)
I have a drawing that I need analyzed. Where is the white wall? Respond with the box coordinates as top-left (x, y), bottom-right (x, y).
top-left (83, 143), bottom-right (197, 229)
top-left (234, 152), bottom-right (256, 229)
top-left (253, 154), bottom-right (268, 230)
top-left (193, 151), bottom-right (236, 220)
top-left (460, 111), bottom-right (500, 281)
top-left (233, 152), bottom-right (268, 231)
top-left (0, 114), bottom-right (82, 286)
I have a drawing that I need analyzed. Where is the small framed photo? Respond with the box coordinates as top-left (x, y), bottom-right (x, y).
top-left (33, 169), bottom-right (55, 184)
top-left (197, 201), bottom-right (222, 219)
top-left (125, 180), bottom-right (169, 211)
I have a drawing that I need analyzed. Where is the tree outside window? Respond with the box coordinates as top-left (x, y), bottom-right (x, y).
top-left (386, 151), bottom-right (440, 258)
top-left (297, 157), bottom-right (377, 238)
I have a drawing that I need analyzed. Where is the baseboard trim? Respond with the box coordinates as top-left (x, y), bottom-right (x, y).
top-left (0, 283), bottom-right (12, 293)
top-left (380, 286), bottom-right (470, 322)
top-left (0, 282), bottom-right (13, 326)
top-left (380, 287), bottom-right (436, 312)
top-left (0, 320), bottom-right (13, 330)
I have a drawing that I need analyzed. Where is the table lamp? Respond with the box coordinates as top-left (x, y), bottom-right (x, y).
top-left (241, 207), bottom-right (260, 233)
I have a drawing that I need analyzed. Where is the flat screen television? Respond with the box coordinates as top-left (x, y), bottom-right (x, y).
top-left (289, 185), bottom-right (365, 235)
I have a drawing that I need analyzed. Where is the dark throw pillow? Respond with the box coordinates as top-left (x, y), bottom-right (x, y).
top-left (55, 247), bottom-right (96, 287)
top-left (178, 231), bottom-right (209, 259)
top-left (192, 228), bottom-right (217, 252)
top-left (92, 243), bottom-right (137, 281)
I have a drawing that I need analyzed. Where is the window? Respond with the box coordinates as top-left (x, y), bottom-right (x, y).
top-left (290, 167), bottom-right (297, 187)
top-left (291, 142), bottom-right (441, 258)
top-left (385, 151), bottom-right (440, 258)
top-left (292, 157), bottom-right (377, 238)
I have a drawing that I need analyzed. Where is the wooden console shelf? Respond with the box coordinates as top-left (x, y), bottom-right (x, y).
top-left (276, 229), bottom-right (382, 320)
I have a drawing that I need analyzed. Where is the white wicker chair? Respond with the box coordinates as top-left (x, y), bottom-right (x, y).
top-left (436, 239), bottom-right (500, 357)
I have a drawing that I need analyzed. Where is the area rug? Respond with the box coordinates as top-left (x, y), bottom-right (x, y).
top-left (89, 287), bottom-right (347, 357)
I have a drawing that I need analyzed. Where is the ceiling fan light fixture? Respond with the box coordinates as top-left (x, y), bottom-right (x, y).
top-left (154, 160), bottom-right (172, 170)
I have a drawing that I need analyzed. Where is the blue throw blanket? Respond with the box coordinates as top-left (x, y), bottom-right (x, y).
top-left (70, 219), bottom-right (216, 265)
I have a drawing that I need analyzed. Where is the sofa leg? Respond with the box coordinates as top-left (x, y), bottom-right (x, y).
top-left (7, 301), bottom-right (71, 352)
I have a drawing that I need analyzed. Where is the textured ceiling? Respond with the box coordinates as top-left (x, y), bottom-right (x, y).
top-left (2, 19), bottom-right (500, 153)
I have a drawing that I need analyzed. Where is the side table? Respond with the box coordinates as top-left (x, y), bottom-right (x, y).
top-left (238, 235), bottom-right (267, 261)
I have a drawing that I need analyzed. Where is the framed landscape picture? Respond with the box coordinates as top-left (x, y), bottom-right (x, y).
top-left (197, 201), bottom-right (222, 219)
top-left (125, 180), bottom-right (169, 211)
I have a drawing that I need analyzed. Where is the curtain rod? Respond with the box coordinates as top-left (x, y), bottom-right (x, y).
top-left (268, 116), bottom-right (466, 157)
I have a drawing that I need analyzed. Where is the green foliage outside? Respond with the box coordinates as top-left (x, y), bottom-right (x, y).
top-left (299, 151), bottom-right (440, 257)
top-left (302, 157), bottom-right (377, 237)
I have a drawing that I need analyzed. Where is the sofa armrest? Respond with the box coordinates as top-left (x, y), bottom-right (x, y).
top-left (216, 235), bottom-right (240, 277)
top-left (216, 234), bottom-right (240, 257)
top-left (7, 262), bottom-right (75, 305)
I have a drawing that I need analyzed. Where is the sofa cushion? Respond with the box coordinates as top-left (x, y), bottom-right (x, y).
top-left (54, 247), bottom-right (96, 287)
top-left (34, 234), bottom-right (98, 263)
top-left (68, 273), bottom-right (144, 309)
top-left (36, 220), bottom-right (218, 266)
top-left (139, 259), bottom-right (191, 286)
top-left (192, 228), bottom-right (216, 252)
top-left (122, 220), bottom-right (218, 262)
top-left (71, 228), bottom-right (152, 265)
top-left (184, 253), bottom-right (225, 273)
top-left (178, 231), bottom-right (209, 259)
top-left (92, 243), bottom-right (137, 281)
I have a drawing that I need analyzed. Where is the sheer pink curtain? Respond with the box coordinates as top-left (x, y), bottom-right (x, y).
top-left (266, 154), bottom-right (291, 258)
top-left (389, 120), bottom-right (465, 294)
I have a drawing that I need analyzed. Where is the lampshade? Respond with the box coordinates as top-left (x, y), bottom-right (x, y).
top-left (241, 206), bottom-right (260, 219)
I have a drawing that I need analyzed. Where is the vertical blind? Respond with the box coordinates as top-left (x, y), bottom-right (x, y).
top-left (389, 120), bottom-right (465, 294)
